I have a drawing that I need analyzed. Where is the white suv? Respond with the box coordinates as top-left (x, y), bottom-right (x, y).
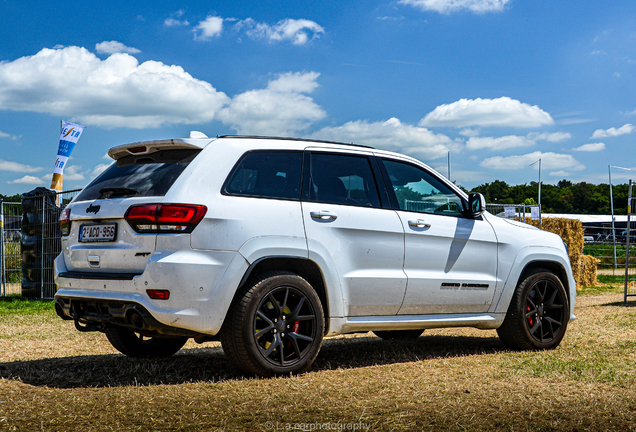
top-left (54, 134), bottom-right (576, 376)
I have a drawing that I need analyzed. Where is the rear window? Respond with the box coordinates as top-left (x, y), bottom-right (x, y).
top-left (75, 149), bottom-right (200, 202)
top-left (223, 151), bottom-right (303, 200)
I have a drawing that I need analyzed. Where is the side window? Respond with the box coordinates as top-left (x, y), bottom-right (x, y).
top-left (307, 153), bottom-right (381, 208)
top-left (383, 159), bottom-right (465, 217)
top-left (224, 151), bottom-right (303, 200)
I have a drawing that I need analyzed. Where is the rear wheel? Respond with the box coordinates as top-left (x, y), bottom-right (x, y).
top-left (221, 271), bottom-right (324, 377)
top-left (497, 269), bottom-right (569, 350)
top-left (105, 326), bottom-right (188, 358)
top-left (373, 329), bottom-right (424, 340)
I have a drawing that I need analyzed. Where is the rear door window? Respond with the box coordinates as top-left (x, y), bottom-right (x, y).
top-left (75, 149), bottom-right (200, 201)
top-left (223, 151), bottom-right (303, 200)
top-left (305, 153), bottom-right (382, 208)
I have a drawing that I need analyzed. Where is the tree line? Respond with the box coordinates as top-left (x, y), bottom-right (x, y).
top-left (469, 180), bottom-right (632, 215)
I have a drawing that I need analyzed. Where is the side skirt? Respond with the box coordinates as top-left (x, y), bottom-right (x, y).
top-left (333, 313), bottom-right (505, 335)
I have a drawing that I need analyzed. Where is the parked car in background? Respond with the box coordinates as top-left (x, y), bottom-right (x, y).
top-left (54, 134), bottom-right (576, 377)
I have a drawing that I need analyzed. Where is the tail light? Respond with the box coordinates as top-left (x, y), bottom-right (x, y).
top-left (125, 204), bottom-right (207, 233)
top-left (59, 207), bottom-right (71, 236)
top-left (146, 289), bottom-right (170, 300)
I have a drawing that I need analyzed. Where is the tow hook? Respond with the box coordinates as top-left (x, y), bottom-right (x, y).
top-left (74, 320), bottom-right (105, 333)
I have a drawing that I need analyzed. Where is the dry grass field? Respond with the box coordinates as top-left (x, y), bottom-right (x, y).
top-left (0, 284), bottom-right (635, 431)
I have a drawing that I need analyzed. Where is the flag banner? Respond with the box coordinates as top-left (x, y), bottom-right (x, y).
top-left (531, 206), bottom-right (540, 221)
top-left (504, 206), bottom-right (515, 218)
top-left (51, 121), bottom-right (84, 191)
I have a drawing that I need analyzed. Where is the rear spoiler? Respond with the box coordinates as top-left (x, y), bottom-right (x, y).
top-left (108, 137), bottom-right (214, 161)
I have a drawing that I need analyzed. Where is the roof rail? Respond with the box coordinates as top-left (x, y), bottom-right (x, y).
top-left (216, 135), bottom-right (375, 149)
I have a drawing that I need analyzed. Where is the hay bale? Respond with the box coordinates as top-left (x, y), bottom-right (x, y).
top-left (527, 217), bottom-right (593, 289)
top-left (578, 255), bottom-right (599, 287)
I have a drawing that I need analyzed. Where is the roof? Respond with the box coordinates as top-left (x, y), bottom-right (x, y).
top-left (216, 135), bottom-right (375, 149)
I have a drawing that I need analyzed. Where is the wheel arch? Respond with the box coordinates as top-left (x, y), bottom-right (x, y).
top-left (492, 247), bottom-right (576, 318)
top-left (518, 260), bottom-right (571, 299)
top-left (232, 256), bottom-right (330, 334)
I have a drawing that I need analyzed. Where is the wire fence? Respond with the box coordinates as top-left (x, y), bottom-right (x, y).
top-left (625, 180), bottom-right (635, 303)
top-left (1, 189), bottom-right (80, 299)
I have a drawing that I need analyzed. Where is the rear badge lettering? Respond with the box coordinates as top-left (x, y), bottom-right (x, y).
top-left (86, 204), bottom-right (101, 214)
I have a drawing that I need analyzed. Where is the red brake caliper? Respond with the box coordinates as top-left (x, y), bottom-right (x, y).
top-left (293, 321), bottom-right (299, 333)
top-left (527, 305), bottom-right (533, 326)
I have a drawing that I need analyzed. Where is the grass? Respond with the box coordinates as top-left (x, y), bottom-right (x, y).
top-left (0, 296), bottom-right (53, 316)
top-left (0, 280), bottom-right (635, 431)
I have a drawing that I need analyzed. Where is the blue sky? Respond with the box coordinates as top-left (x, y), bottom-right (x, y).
top-left (1, 0), bottom-right (636, 195)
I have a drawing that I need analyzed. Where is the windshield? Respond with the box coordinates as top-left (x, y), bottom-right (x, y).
top-left (74, 149), bottom-right (200, 202)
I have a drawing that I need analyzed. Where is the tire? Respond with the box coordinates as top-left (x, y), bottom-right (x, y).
top-left (105, 326), bottom-right (188, 358)
top-left (221, 271), bottom-right (324, 377)
top-left (497, 269), bottom-right (569, 350)
top-left (373, 329), bottom-right (424, 340)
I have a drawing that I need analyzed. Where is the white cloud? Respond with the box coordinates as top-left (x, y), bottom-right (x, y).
top-left (165, 18), bottom-right (190, 26)
top-left (549, 171), bottom-right (571, 177)
top-left (572, 142), bottom-right (605, 152)
top-left (194, 16), bottom-right (224, 40)
top-left (0, 46), bottom-right (229, 128)
top-left (91, 163), bottom-right (111, 178)
top-left (466, 131), bottom-right (571, 151)
top-left (399, 0), bottom-right (510, 14)
top-left (527, 131), bottom-right (572, 142)
top-left (466, 135), bottom-right (534, 151)
top-left (480, 151), bottom-right (585, 171)
top-left (61, 165), bottom-right (86, 181)
top-left (459, 128), bottom-right (480, 137)
top-left (235, 18), bottom-right (324, 45)
top-left (218, 72), bottom-right (326, 135)
top-left (419, 97), bottom-right (554, 128)
top-left (8, 175), bottom-right (44, 185)
top-left (0, 159), bottom-right (43, 173)
top-left (0, 131), bottom-right (20, 141)
top-left (95, 41), bottom-right (141, 55)
top-left (164, 10), bottom-right (189, 27)
top-left (311, 117), bottom-right (458, 160)
top-left (591, 123), bottom-right (634, 138)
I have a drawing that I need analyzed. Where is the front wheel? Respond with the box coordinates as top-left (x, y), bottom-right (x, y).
top-left (497, 269), bottom-right (569, 350)
top-left (221, 271), bottom-right (324, 377)
top-left (105, 326), bottom-right (188, 358)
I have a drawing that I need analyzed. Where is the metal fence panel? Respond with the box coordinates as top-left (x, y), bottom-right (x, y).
top-left (1, 202), bottom-right (22, 296)
top-left (1, 189), bottom-right (80, 299)
top-left (625, 180), bottom-right (635, 303)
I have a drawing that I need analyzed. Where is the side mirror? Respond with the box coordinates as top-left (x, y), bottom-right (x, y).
top-left (467, 192), bottom-right (486, 217)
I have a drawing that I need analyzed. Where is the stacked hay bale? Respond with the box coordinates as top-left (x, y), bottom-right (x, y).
top-left (528, 218), bottom-right (598, 288)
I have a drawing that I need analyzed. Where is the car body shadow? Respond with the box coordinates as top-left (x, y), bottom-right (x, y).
top-left (0, 334), bottom-right (505, 389)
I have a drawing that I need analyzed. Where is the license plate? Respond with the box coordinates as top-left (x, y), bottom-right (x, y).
top-left (79, 224), bottom-right (117, 242)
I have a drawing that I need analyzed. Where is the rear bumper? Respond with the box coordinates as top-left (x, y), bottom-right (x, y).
top-left (55, 248), bottom-right (250, 335)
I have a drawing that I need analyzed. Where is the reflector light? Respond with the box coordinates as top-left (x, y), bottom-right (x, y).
top-left (124, 203), bottom-right (207, 234)
top-left (59, 207), bottom-right (71, 236)
top-left (146, 289), bottom-right (170, 300)
top-left (128, 146), bottom-right (147, 154)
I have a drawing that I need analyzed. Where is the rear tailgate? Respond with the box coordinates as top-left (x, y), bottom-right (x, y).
top-left (62, 197), bottom-right (160, 275)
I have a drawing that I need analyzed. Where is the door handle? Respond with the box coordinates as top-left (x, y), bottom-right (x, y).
top-left (408, 219), bottom-right (431, 228)
top-left (310, 211), bottom-right (338, 221)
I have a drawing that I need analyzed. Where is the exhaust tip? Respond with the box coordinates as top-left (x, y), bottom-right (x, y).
top-left (54, 300), bottom-right (73, 320)
top-left (127, 310), bottom-right (145, 330)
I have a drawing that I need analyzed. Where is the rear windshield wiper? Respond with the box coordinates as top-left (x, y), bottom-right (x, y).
top-left (99, 187), bottom-right (138, 198)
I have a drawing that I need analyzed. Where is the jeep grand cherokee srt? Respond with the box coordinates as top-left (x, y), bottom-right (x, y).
top-left (55, 134), bottom-right (576, 376)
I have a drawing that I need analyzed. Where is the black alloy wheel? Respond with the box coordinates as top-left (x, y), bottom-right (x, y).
top-left (253, 286), bottom-right (318, 367)
top-left (523, 277), bottom-right (566, 344)
top-left (221, 271), bottom-right (324, 377)
top-left (498, 269), bottom-right (569, 350)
